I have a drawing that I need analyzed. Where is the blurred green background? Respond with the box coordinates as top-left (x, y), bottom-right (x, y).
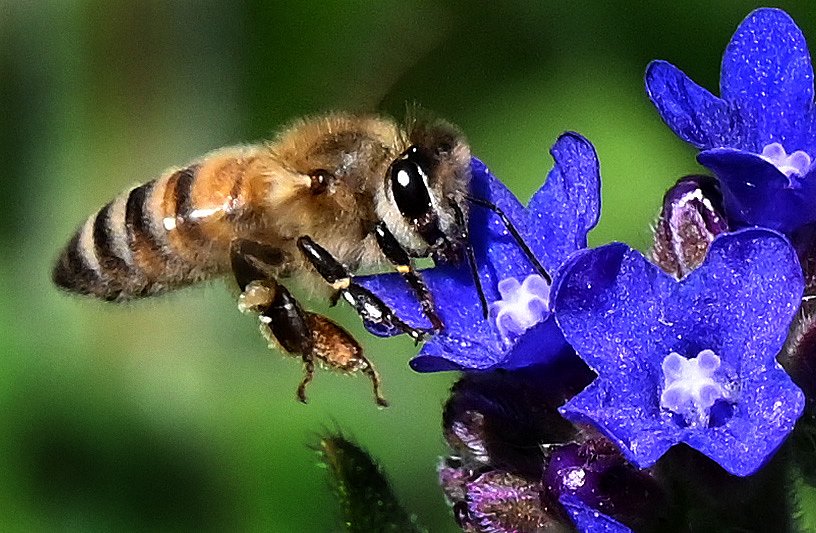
top-left (3, 1), bottom-right (815, 531)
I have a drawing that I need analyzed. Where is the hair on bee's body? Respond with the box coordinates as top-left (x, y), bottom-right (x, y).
top-left (53, 111), bottom-right (481, 405)
top-left (55, 116), bottom-right (402, 299)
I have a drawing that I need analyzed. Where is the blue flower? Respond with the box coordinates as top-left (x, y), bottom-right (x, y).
top-left (646, 8), bottom-right (816, 233)
top-left (560, 495), bottom-right (633, 533)
top-left (552, 228), bottom-right (805, 476)
top-left (357, 132), bottom-right (600, 372)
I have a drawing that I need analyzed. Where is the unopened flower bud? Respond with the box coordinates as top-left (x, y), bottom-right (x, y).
top-left (463, 470), bottom-right (564, 533)
top-left (316, 434), bottom-right (422, 532)
top-left (543, 439), bottom-right (665, 531)
top-left (652, 175), bottom-right (728, 277)
top-left (443, 362), bottom-right (591, 477)
top-left (782, 300), bottom-right (816, 400)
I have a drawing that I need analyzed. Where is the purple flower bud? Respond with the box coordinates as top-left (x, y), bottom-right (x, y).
top-left (464, 470), bottom-right (557, 533)
top-left (781, 300), bottom-right (816, 398)
top-left (443, 361), bottom-right (593, 478)
top-left (543, 439), bottom-right (665, 530)
top-left (438, 457), bottom-right (476, 505)
top-left (790, 223), bottom-right (816, 294)
top-left (439, 458), bottom-right (566, 533)
top-left (652, 175), bottom-right (728, 277)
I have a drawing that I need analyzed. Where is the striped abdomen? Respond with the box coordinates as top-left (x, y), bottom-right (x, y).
top-left (53, 148), bottom-right (260, 301)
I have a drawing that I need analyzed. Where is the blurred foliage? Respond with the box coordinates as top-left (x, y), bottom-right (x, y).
top-left (317, 433), bottom-right (422, 532)
top-left (3, 1), bottom-right (816, 531)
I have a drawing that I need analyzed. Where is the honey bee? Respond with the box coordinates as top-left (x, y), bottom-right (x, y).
top-left (53, 112), bottom-right (542, 405)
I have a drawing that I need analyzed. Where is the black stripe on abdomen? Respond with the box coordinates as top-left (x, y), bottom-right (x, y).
top-left (173, 165), bottom-right (208, 248)
top-left (89, 199), bottom-right (145, 300)
top-left (125, 181), bottom-right (167, 259)
top-left (93, 201), bottom-right (131, 275)
top-left (52, 232), bottom-right (101, 296)
top-left (124, 180), bottom-right (184, 293)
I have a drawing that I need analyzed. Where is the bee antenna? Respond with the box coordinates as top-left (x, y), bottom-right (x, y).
top-left (464, 194), bottom-right (551, 284)
top-left (451, 201), bottom-right (489, 320)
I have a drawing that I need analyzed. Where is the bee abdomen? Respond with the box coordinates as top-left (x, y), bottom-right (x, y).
top-left (53, 188), bottom-right (148, 301)
top-left (54, 161), bottom-right (239, 301)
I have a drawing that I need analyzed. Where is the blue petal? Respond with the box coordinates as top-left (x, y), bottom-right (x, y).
top-left (698, 148), bottom-right (816, 232)
top-left (410, 334), bottom-right (501, 371)
top-left (720, 8), bottom-right (815, 151)
top-left (645, 60), bottom-right (731, 149)
top-left (560, 380), bottom-right (679, 468)
top-left (526, 132), bottom-right (601, 267)
top-left (409, 351), bottom-right (469, 372)
top-left (497, 318), bottom-right (570, 370)
top-left (684, 229), bottom-right (803, 370)
top-left (554, 229), bottom-right (804, 472)
top-left (686, 367), bottom-right (804, 476)
top-left (552, 242), bottom-right (676, 377)
top-left (560, 495), bottom-right (633, 533)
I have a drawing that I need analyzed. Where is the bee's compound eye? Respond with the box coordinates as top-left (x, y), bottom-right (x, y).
top-left (390, 147), bottom-right (432, 219)
top-left (309, 169), bottom-right (332, 195)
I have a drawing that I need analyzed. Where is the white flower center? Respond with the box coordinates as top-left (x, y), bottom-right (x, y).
top-left (760, 142), bottom-right (812, 178)
top-left (490, 274), bottom-right (551, 344)
top-left (660, 349), bottom-right (731, 427)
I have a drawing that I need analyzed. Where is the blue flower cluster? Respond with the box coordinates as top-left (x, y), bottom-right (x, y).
top-left (362, 7), bottom-right (815, 532)
top-left (647, 8), bottom-right (816, 236)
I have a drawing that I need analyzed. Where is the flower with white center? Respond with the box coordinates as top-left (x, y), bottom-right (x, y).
top-left (490, 275), bottom-right (551, 344)
top-left (660, 350), bottom-right (731, 427)
top-left (553, 228), bottom-right (805, 476)
top-left (647, 8), bottom-right (816, 233)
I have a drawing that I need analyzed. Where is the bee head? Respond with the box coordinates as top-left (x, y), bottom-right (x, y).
top-left (375, 119), bottom-right (471, 261)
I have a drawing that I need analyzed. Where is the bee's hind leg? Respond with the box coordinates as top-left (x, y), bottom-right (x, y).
top-left (297, 356), bottom-right (315, 404)
top-left (230, 239), bottom-right (388, 406)
top-left (306, 313), bottom-right (388, 407)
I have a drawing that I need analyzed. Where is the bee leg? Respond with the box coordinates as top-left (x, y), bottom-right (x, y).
top-left (231, 240), bottom-right (389, 406)
top-left (373, 222), bottom-right (444, 332)
top-left (297, 355), bottom-right (315, 404)
top-left (305, 312), bottom-right (389, 408)
top-left (296, 236), bottom-right (428, 343)
top-left (230, 239), bottom-right (288, 291)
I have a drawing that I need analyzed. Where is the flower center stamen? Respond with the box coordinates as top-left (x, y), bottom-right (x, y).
top-left (660, 349), bottom-right (730, 427)
top-left (490, 274), bottom-right (551, 344)
top-left (759, 142), bottom-right (812, 178)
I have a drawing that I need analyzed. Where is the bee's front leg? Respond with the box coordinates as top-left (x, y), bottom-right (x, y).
top-left (230, 240), bottom-right (388, 406)
top-left (296, 236), bottom-right (429, 343)
top-left (372, 222), bottom-right (444, 332)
